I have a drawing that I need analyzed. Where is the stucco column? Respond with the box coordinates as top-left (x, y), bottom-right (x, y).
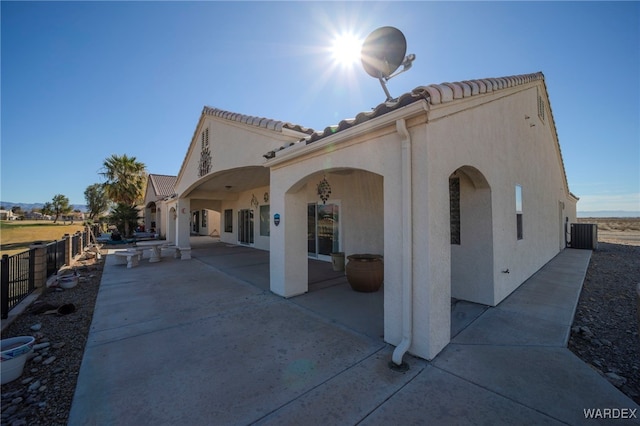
top-left (29, 242), bottom-right (48, 288)
top-left (176, 198), bottom-right (192, 260)
top-left (64, 234), bottom-right (72, 266)
top-left (156, 208), bottom-right (162, 238)
top-left (78, 231), bottom-right (84, 255)
top-left (411, 171), bottom-right (452, 360)
top-left (269, 178), bottom-right (307, 297)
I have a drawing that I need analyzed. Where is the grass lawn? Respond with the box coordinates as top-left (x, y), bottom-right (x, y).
top-left (0, 220), bottom-right (86, 256)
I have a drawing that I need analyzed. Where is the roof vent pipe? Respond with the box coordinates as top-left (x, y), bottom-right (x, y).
top-left (391, 118), bottom-right (413, 369)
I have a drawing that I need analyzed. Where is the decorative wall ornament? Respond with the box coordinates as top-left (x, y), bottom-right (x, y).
top-left (198, 128), bottom-right (211, 177)
top-left (264, 192), bottom-right (269, 203)
top-left (317, 175), bottom-right (332, 204)
top-left (198, 148), bottom-right (211, 177)
top-left (250, 194), bottom-right (259, 210)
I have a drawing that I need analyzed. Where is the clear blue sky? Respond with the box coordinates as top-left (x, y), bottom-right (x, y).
top-left (2, 1), bottom-right (638, 214)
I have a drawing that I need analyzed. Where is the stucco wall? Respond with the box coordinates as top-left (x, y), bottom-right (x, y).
top-left (423, 84), bottom-right (575, 305)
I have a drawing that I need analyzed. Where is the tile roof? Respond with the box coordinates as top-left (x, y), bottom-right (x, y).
top-left (260, 70), bottom-right (571, 198)
top-left (202, 106), bottom-right (315, 136)
top-left (148, 174), bottom-right (177, 199)
top-left (266, 72), bottom-right (545, 157)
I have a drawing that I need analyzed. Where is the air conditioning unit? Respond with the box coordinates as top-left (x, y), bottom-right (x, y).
top-left (570, 223), bottom-right (598, 250)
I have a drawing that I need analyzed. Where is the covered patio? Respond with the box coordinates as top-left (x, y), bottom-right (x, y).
top-left (183, 236), bottom-right (485, 341)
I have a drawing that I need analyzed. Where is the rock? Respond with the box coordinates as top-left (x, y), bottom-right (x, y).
top-left (33, 342), bottom-right (50, 351)
top-left (43, 356), bottom-right (56, 365)
top-left (27, 380), bottom-right (41, 392)
top-left (605, 372), bottom-right (627, 387)
top-left (52, 342), bottom-right (65, 349)
top-left (29, 323), bottom-right (41, 331)
top-left (31, 356), bottom-right (43, 364)
top-left (580, 326), bottom-right (593, 337)
top-left (20, 377), bottom-right (33, 385)
top-left (2, 405), bottom-right (17, 416)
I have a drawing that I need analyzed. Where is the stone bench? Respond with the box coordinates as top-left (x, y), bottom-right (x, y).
top-left (114, 250), bottom-right (141, 268)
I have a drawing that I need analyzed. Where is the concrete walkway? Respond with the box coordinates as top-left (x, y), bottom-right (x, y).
top-left (68, 239), bottom-right (639, 425)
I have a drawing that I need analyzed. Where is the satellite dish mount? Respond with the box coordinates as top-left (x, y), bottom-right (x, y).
top-left (361, 26), bottom-right (416, 102)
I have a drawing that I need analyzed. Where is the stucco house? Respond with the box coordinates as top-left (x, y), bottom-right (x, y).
top-left (162, 71), bottom-right (578, 361)
top-left (142, 174), bottom-right (177, 238)
top-left (0, 209), bottom-right (17, 221)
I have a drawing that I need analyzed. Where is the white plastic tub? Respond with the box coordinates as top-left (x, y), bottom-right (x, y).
top-left (1, 336), bottom-right (35, 384)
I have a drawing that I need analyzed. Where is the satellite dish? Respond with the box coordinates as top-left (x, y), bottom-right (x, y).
top-left (360, 26), bottom-right (416, 101)
top-left (361, 26), bottom-right (407, 79)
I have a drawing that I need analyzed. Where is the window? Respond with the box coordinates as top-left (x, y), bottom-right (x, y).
top-left (224, 209), bottom-right (233, 233)
top-left (449, 176), bottom-right (461, 244)
top-left (202, 210), bottom-right (207, 228)
top-left (515, 185), bottom-right (523, 240)
top-left (259, 205), bottom-right (270, 236)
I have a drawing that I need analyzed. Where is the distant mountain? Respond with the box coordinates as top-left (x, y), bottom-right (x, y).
top-left (578, 210), bottom-right (640, 218)
top-left (0, 201), bottom-right (88, 212)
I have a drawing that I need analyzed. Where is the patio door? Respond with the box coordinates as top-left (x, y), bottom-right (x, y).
top-left (192, 211), bottom-right (200, 233)
top-left (307, 202), bottom-right (340, 261)
top-left (238, 209), bottom-right (254, 245)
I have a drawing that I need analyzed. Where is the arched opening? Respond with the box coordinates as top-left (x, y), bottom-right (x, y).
top-left (282, 167), bottom-right (385, 340)
top-left (449, 166), bottom-right (494, 335)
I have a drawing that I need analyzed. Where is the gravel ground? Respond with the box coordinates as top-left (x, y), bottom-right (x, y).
top-left (1, 237), bottom-right (639, 424)
top-left (568, 239), bottom-right (640, 405)
top-left (1, 252), bottom-right (104, 426)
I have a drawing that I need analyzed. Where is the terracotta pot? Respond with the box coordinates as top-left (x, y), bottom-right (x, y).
top-left (345, 254), bottom-right (383, 293)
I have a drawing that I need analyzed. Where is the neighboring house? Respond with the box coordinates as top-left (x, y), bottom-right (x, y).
top-left (142, 174), bottom-right (177, 238)
top-left (0, 209), bottom-right (17, 220)
top-left (164, 71), bottom-right (578, 361)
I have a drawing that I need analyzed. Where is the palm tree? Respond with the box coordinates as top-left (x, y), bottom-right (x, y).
top-left (100, 154), bottom-right (147, 207)
top-left (109, 203), bottom-right (140, 237)
top-left (100, 154), bottom-right (146, 236)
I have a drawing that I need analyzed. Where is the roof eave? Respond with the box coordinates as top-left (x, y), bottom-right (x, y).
top-left (264, 100), bottom-right (429, 168)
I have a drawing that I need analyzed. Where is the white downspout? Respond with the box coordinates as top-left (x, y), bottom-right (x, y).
top-left (392, 118), bottom-right (413, 366)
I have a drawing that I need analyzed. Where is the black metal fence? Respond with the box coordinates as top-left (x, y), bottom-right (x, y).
top-left (1, 249), bottom-right (35, 319)
top-left (46, 240), bottom-right (66, 277)
top-left (1, 231), bottom-right (88, 319)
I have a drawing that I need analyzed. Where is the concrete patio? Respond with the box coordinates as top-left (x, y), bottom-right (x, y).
top-left (68, 236), bottom-right (639, 425)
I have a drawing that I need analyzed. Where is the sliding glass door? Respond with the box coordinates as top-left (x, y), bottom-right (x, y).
top-left (238, 209), bottom-right (254, 245)
top-left (307, 202), bottom-right (340, 260)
